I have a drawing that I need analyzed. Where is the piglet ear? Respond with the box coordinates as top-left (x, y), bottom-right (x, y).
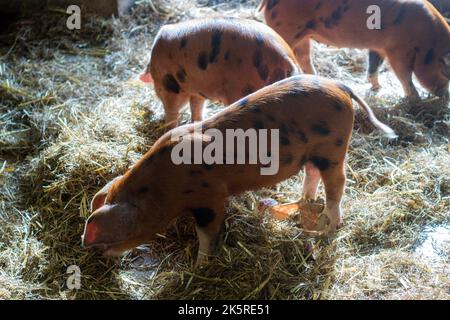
top-left (139, 73), bottom-right (153, 83)
top-left (90, 176), bottom-right (123, 212)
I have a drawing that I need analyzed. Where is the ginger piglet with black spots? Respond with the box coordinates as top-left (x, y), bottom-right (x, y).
top-left (140, 17), bottom-right (300, 129)
top-left (259, 0), bottom-right (450, 100)
top-left (82, 75), bottom-right (396, 266)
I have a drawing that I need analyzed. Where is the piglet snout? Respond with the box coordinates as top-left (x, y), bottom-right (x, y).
top-left (82, 218), bottom-right (98, 247)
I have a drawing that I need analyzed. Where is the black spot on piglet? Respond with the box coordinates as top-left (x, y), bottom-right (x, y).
top-left (258, 64), bottom-right (269, 81)
top-left (176, 67), bottom-right (187, 83)
top-left (254, 121), bottom-right (265, 130)
top-left (297, 130), bottom-right (308, 143)
top-left (311, 121), bottom-right (330, 136)
top-left (180, 37), bottom-right (188, 49)
top-left (267, 0), bottom-right (279, 11)
top-left (198, 51), bottom-right (208, 70)
top-left (310, 156), bottom-right (330, 171)
top-left (306, 20), bottom-right (316, 29)
top-left (255, 35), bottom-right (264, 46)
top-left (393, 5), bottom-right (407, 26)
top-left (163, 74), bottom-right (180, 94)
top-left (424, 49), bottom-right (434, 65)
top-left (209, 29), bottom-right (223, 63)
top-left (280, 135), bottom-right (290, 146)
top-left (253, 51), bottom-right (262, 68)
top-left (224, 50), bottom-right (230, 61)
top-left (191, 208), bottom-right (215, 228)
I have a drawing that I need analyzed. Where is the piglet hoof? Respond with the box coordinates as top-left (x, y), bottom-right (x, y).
top-left (406, 93), bottom-right (421, 103)
top-left (301, 221), bottom-right (339, 239)
top-left (371, 85), bottom-right (381, 92)
top-left (368, 75), bottom-right (381, 91)
top-left (301, 229), bottom-right (326, 238)
top-left (194, 252), bottom-right (210, 268)
top-left (369, 83), bottom-right (381, 92)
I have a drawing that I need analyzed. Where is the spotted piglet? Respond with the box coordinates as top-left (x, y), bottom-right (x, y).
top-left (140, 17), bottom-right (300, 128)
top-left (260, 0), bottom-right (450, 99)
top-left (82, 75), bottom-right (396, 266)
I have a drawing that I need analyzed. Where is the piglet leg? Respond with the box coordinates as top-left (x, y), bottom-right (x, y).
top-left (193, 206), bottom-right (225, 267)
top-left (293, 38), bottom-right (316, 74)
top-left (387, 50), bottom-right (420, 100)
top-left (302, 162), bottom-right (321, 200)
top-left (266, 162), bottom-right (323, 224)
top-left (319, 161), bottom-right (346, 235)
top-left (157, 87), bottom-right (189, 129)
top-left (190, 96), bottom-right (205, 122)
top-left (367, 51), bottom-right (384, 90)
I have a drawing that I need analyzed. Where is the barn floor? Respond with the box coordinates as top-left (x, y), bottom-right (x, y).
top-left (0, 0), bottom-right (449, 300)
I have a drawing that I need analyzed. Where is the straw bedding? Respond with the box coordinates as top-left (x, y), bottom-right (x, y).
top-left (0, 0), bottom-right (449, 299)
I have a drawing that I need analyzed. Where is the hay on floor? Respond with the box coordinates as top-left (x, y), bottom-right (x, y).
top-left (0, 0), bottom-right (449, 300)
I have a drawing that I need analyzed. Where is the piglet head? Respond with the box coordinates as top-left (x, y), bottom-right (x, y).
top-left (429, 52), bottom-right (450, 98)
top-left (82, 203), bottom-right (141, 256)
top-left (82, 176), bottom-right (147, 257)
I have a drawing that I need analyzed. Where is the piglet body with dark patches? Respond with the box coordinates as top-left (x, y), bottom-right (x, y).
top-left (140, 17), bottom-right (300, 128)
top-left (260, 0), bottom-right (450, 99)
top-left (82, 75), bottom-right (396, 266)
